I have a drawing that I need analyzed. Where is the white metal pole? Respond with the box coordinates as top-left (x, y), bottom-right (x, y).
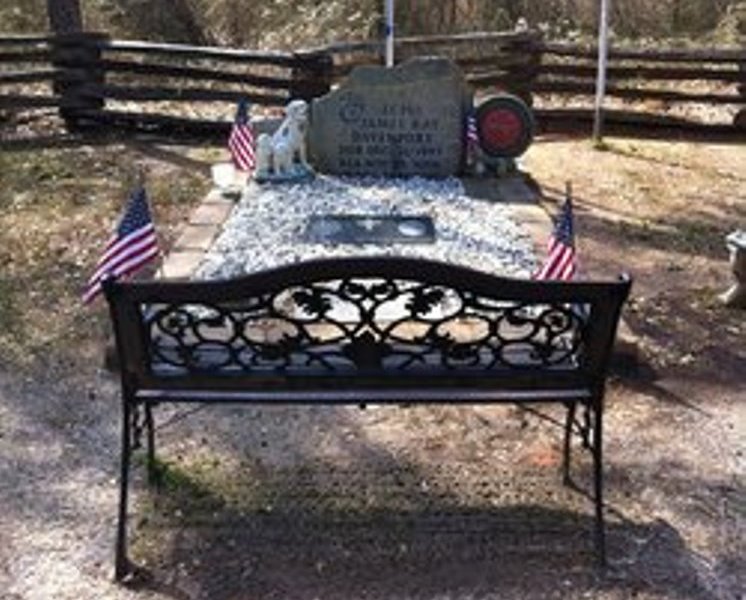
top-left (385, 0), bottom-right (395, 67)
top-left (593, 0), bottom-right (610, 142)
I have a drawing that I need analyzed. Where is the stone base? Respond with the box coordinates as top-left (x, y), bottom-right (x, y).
top-left (468, 156), bottom-right (518, 178)
top-left (254, 166), bottom-right (315, 185)
top-left (720, 285), bottom-right (746, 308)
top-left (721, 231), bottom-right (746, 308)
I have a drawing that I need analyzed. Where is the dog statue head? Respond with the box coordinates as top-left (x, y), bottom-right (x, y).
top-left (285, 99), bottom-right (309, 126)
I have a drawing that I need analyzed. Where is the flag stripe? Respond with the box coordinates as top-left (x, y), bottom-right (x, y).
top-left (547, 247), bottom-right (574, 278)
top-left (95, 223), bottom-right (155, 269)
top-left (83, 236), bottom-right (158, 303)
top-left (83, 242), bottom-right (158, 304)
top-left (467, 114), bottom-right (479, 143)
top-left (232, 146), bottom-right (254, 167)
top-left (229, 126), bottom-right (256, 171)
top-left (110, 244), bottom-right (159, 279)
top-left (228, 99), bottom-right (256, 172)
top-left (82, 244), bottom-right (159, 304)
top-left (87, 229), bottom-right (157, 285)
top-left (560, 258), bottom-right (576, 280)
top-left (88, 226), bottom-right (156, 280)
top-left (534, 195), bottom-right (576, 281)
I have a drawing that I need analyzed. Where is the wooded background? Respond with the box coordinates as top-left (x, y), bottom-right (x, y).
top-left (1, 0), bottom-right (743, 142)
top-left (4, 0), bottom-right (745, 47)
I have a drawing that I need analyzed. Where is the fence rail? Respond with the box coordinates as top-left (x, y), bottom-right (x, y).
top-left (0, 36), bottom-right (58, 113)
top-left (1, 30), bottom-right (744, 140)
top-left (527, 38), bottom-right (745, 137)
top-left (539, 41), bottom-right (746, 62)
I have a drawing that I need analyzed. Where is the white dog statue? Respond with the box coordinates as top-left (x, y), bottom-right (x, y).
top-left (255, 99), bottom-right (313, 182)
top-left (254, 133), bottom-right (273, 179)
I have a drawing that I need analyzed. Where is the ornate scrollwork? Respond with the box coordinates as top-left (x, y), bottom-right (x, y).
top-left (143, 277), bottom-right (588, 376)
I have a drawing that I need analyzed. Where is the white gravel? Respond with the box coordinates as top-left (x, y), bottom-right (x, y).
top-left (195, 175), bottom-right (537, 280)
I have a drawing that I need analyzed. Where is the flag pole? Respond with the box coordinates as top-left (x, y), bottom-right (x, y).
top-left (592, 0), bottom-right (610, 143)
top-left (135, 165), bottom-right (146, 189)
top-left (384, 0), bottom-right (394, 67)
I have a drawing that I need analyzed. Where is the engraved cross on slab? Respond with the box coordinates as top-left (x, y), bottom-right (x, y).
top-left (305, 215), bottom-right (436, 244)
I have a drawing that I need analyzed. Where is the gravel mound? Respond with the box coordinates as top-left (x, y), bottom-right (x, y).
top-left (195, 175), bottom-right (537, 280)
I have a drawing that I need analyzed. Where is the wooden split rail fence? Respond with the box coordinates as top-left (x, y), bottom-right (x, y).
top-left (530, 41), bottom-right (746, 138)
top-left (0, 30), bottom-right (744, 140)
top-left (0, 31), bottom-right (331, 137)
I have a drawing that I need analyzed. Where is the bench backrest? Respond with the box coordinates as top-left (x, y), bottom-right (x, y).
top-left (104, 257), bottom-right (631, 395)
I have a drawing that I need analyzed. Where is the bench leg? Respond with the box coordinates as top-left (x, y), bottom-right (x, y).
top-left (115, 401), bottom-right (133, 581)
top-left (592, 403), bottom-right (607, 567)
top-left (562, 401), bottom-right (577, 485)
top-left (144, 403), bottom-right (159, 485)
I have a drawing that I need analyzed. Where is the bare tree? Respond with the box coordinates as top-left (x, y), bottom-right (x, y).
top-left (46, 0), bottom-right (83, 33)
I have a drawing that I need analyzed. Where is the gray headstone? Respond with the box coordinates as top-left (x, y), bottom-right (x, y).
top-left (309, 58), bottom-right (472, 177)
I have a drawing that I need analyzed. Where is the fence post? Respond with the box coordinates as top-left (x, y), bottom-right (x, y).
top-left (735, 63), bottom-right (745, 129)
top-left (290, 50), bottom-right (334, 102)
top-left (593, 0), bottom-right (611, 143)
top-left (51, 31), bottom-right (108, 132)
top-left (46, 0), bottom-right (84, 34)
top-left (501, 31), bottom-right (542, 107)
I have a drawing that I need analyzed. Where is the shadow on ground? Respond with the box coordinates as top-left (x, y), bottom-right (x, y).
top-left (125, 466), bottom-right (717, 600)
top-left (116, 395), bottom-right (732, 600)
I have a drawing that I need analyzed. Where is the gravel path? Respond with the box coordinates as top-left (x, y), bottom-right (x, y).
top-left (2, 365), bottom-right (743, 599)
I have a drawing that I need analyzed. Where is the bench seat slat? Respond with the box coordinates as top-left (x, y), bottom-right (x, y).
top-left (135, 387), bottom-right (593, 404)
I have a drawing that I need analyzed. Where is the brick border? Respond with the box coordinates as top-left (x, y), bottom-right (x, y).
top-left (159, 189), bottom-right (236, 280)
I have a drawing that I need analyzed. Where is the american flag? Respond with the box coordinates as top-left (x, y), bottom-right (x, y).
top-left (82, 187), bottom-right (159, 304)
top-left (535, 185), bottom-right (577, 281)
top-left (466, 111), bottom-right (479, 148)
top-left (228, 99), bottom-right (256, 171)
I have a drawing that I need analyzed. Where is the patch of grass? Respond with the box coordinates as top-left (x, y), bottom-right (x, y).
top-left (672, 219), bottom-right (727, 254)
top-left (0, 278), bottom-right (25, 366)
top-left (146, 457), bottom-right (224, 507)
top-left (0, 143), bottom-right (210, 377)
top-left (0, 278), bottom-right (21, 332)
top-left (137, 455), bottom-right (257, 524)
top-left (610, 212), bottom-right (729, 258)
top-left (591, 139), bottom-right (611, 152)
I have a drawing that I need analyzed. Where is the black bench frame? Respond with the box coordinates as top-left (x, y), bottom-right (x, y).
top-left (104, 256), bottom-right (631, 580)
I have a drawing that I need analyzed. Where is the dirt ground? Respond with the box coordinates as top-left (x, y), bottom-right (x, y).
top-left (0, 135), bottom-right (744, 599)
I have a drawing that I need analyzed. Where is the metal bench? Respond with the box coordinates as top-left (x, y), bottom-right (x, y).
top-left (103, 256), bottom-right (631, 580)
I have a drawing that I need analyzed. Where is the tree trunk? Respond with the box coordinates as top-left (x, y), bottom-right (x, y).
top-left (47, 0), bottom-right (83, 33)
